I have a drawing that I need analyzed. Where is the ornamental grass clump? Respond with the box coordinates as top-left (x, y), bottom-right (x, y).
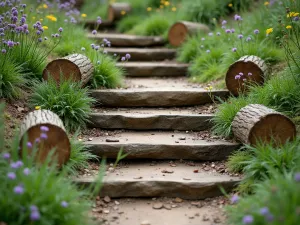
top-left (30, 78), bottom-right (95, 132)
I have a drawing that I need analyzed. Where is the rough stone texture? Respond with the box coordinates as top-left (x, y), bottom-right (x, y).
top-left (91, 88), bottom-right (228, 107)
top-left (117, 62), bottom-right (189, 77)
top-left (75, 162), bottom-right (240, 199)
top-left (88, 111), bottom-right (214, 131)
top-left (88, 33), bottom-right (165, 47)
top-left (86, 131), bottom-right (240, 160)
top-left (105, 47), bottom-right (176, 61)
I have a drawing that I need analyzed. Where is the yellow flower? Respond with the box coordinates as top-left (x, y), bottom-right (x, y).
top-left (164, 1), bottom-right (170, 6)
top-left (42, 26), bottom-right (48, 30)
top-left (160, 5), bottom-right (164, 9)
top-left (264, 1), bottom-right (269, 5)
top-left (81, 13), bottom-right (87, 18)
top-left (294, 12), bottom-right (299, 17)
top-left (228, 3), bottom-right (233, 7)
top-left (147, 7), bottom-right (152, 12)
top-left (171, 7), bottom-right (177, 12)
top-left (121, 10), bottom-right (126, 15)
top-left (46, 15), bottom-right (57, 22)
top-left (35, 106), bottom-right (41, 110)
top-left (266, 28), bottom-right (273, 35)
top-left (32, 16), bottom-right (36, 20)
top-left (286, 25), bottom-right (292, 29)
top-left (205, 84), bottom-right (213, 91)
top-left (43, 4), bottom-right (48, 9)
top-left (39, 18), bottom-right (43, 21)
top-left (287, 12), bottom-right (297, 18)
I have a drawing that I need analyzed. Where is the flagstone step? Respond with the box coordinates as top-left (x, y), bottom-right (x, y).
top-left (91, 88), bottom-right (228, 107)
top-left (74, 161), bottom-right (241, 199)
top-left (105, 47), bottom-right (176, 61)
top-left (88, 108), bottom-right (213, 131)
top-left (88, 33), bottom-right (165, 47)
top-left (85, 131), bottom-right (240, 160)
top-left (117, 62), bottom-right (189, 77)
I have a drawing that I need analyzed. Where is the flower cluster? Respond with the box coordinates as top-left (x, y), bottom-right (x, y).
top-left (235, 72), bottom-right (252, 80)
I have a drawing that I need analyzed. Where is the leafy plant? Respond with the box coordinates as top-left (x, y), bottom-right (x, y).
top-left (226, 149), bottom-right (252, 173)
top-left (113, 147), bottom-right (129, 168)
top-left (30, 78), bottom-right (95, 132)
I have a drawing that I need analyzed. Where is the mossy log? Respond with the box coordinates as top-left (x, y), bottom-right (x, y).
top-left (43, 54), bottom-right (94, 86)
top-left (19, 110), bottom-right (71, 168)
top-left (168, 21), bottom-right (210, 47)
top-left (232, 104), bottom-right (296, 146)
top-left (226, 55), bottom-right (268, 96)
top-left (108, 3), bottom-right (131, 22)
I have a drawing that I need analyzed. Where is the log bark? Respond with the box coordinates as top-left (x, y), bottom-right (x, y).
top-left (19, 110), bottom-right (71, 168)
top-left (43, 54), bottom-right (94, 87)
top-left (226, 55), bottom-right (268, 96)
top-left (168, 21), bottom-right (210, 47)
top-left (232, 104), bottom-right (296, 146)
top-left (108, 3), bottom-right (131, 22)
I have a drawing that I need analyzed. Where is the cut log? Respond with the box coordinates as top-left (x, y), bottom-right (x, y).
top-left (108, 3), bottom-right (131, 22)
top-left (43, 54), bottom-right (94, 87)
top-left (19, 110), bottom-right (71, 168)
top-left (168, 21), bottom-right (210, 47)
top-left (232, 104), bottom-right (296, 146)
top-left (226, 55), bottom-right (268, 96)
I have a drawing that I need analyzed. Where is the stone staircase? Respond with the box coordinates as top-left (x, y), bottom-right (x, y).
top-left (76, 33), bottom-right (241, 201)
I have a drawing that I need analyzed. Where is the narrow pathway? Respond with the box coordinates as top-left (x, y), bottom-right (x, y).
top-left (78, 32), bottom-right (241, 224)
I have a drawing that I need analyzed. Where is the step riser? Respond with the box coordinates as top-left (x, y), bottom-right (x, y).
top-left (87, 143), bottom-right (239, 160)
top-left (75, 180), bottom-right (239, 200)
top-left (88, 114), bottom-right (213, 131)
top-left (91, 90), bottom-right (228, 107)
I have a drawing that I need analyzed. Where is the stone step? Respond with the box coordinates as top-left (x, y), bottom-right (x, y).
top-left (85, 131), bottom-right (239, 160)
top-left (91, 88), bottom-right (228, 107)
top-left (88, 33), bottom-right (165, 47)
top-left (117, 62), bottom-right (189, 77)
top-left (105, 47), bottom-right (176, 61)
top-left (88, 108), bottom-right (214, 131)
top-left (74, 161), bottom-right (241, 199)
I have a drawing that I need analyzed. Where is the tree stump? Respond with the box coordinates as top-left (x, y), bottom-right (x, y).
top-left (19, 110), bottom-right (71, 168)
top-left (168, 21), bottom-right (210, 47)
top-left (226, 55), bottom-right (268, 96)
top-left (232, 104), bottom-right (296, 146)
top-left (43, 54), bottom-right (94, 87)
top-left (108, 3), bottom-right (131, 22)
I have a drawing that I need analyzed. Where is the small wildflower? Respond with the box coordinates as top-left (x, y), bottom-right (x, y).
top-left (97, 61), bottom-right (101, 65)
top-left (286, 25), bottom-right (292, 29)
top-left (206, 50), bottom-right (210, 53)
top-left (246, 37), bottom-right (252, 42)
top-left (248, 72), bottom-right (252, 76)
top-left (7, 172), bottom-right (16, 180)
top-left (30, 205), bottom-right (38, 211)
top-left (238, 34), bottom-right (243, 39)
top-left (30, 210), bottom-right (40, 221)
top-left (266, 28), bottom-right (273, 35)
top-left (264, 1), bottom-right (269, 6)
top-left (232, 47), bottom-right (237, 52)
top-left (61, 201), bottom-right (68, 208)
top-left (42, 26), bottom-right (48, 30)
top-left (81, 14), bottom-right (87, 18)
top-left (27, 142), bottom-right (33, 149)
top-left (1, 49), bottom-right (6, 54)
top-left (231, 194), bottom-right (239, 203)
top-left (222, 20), bottom-right (227, 25)
top-left (14, 185), bottom-right (24, 194)
top-left (254, 29), bottom-right (259, 34)
top-left (294, 172), bottom-right (300, 182)
top-left (228, 3), bottom-right (233, 7)
top-left (2, 152), bottom-right (10, 159)
top-left (40, 133), bottom-right (48, 140)
top-left (294, 16), bottom-right (299, 21)
top-left (225, 29), bottom-right (231, 33)
top-left (125, 53), bottom-right (131, 59)
top-left (35, 138), bottom-right (40, 143)
top-left (147, 7), bottom-right (152, 12)
top-left (235, 75), bottom-right (241, 80)
top-left (121, 10), bottom-right (126, 15)
top-left (208, 32), bottom-right (213, 36)
top-left (40, 126), bottom-right (49, 132)
top-left (259, 207), bottom-right (269, 216)
top-left (231, 28), bottom-right (235, 33)
top-left (201, 38), bottom-right (205, 41)
top-left (103, 50), bottom-right (107, 54)
top-left (171, 7), bottom-right (177, 12)
top-left (23, 168), bottom-right (30, 175)
top-left (216, 32), bottom-right (221, 36)
top-left (35, 106), bottom-right (41, 110)
top-left (81, 47), bottom-right (86, 51)
top-left (121, 57), bottom-right (126, 61)
top-left (92, 30), bottom-right (97, 35)
top-left (58, 27), bottom-right (63, 32)
top-left (243, 215), bottom-right (254, 224)
top-left (234, 14), bottom-right (242, 21)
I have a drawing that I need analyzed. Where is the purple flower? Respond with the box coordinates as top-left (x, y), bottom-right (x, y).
top-left (234, 14), bottom-right (242, 21)
top-left (40, 133), bottom-right (48, 140)
top-left (231, 28), bottom-right (235, 33)
top-left (246, 37), bottom-right (252, 42)
top-left (94, 45), bottom-right (100, 50)
top-left (92, 30), bottom-right (97, 35)
top-left (225, 29), bottom-right (231, 33)
top-left (125, 53), bottom-right (131, 59)
top-left (121, 57), bottom-right (126, 61)
top-left (2, 152), bottom-right (10, 159)
top-left (91, 43), bottom-right (95, 49)
top-left (206, 50), bottom-right (210, 53)
top-left (7, 172), bottom-right (16, 180)
top-left (0, 28), bottom-right (4, 33)
top-left (35, 138), bottom-right (40, 143)
top-left (232, 47), bottom-right (237, 52)
top-left (294, 172), bottom-right (300, 182)
top-left (254, 29), bottom-right (259, 34)
top-left (259, 207), bottom-right (269, 215)
top-left (248, 72), bottom-right (252, 76)
top-left (266, 214), bottom-right (274, 222)
top-left (238, 34), bottom-right (243, 39)
top-left (1, 49), bottom-right (6, 54)
top-left (221, 25), bottom-right (226, 29)
top-left (230, 194), bottom-right (239, 204)
top-left (7, 40), bottom-right (14, 48)
top-left (27, 142), bottom-right (32, 149)
top-left (61, 201), bottom-right (68, 207)
top-left (294, 16), bottom-right (299, 21)
top-left (23, 168), bottom-right (30, 175)
top-left (242, 215), bottom-right (254, 224)
top-left (14, 185), bottom-right (24, 194)
top-left (58, 27), bottom-right (63, 33)
top-left (222, 20), bottom-right (227, 25)
top-left (97, 19), bottom-right (102, 24)
top-left (30, 210), bottom-right (40, 221)
top-left (239, 72), bottom-right (244, 76)
top-left (37, 38), bottom-right (42, 43)
top-left (235, 75), bottom-right (241, 80)
top-left (40, 126), bottom-right (49, 132)
top-left (30, 205), bottom-right (38, 211)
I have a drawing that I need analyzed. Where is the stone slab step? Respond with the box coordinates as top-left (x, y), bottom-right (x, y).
top-left (117, 62), bottom-right (189, 77)
top-left (88, 33), bottom-right (165, 47)
top-left (105, 47), bottom-right (176, 61)
top-left (75, 161), bottom-right (241, 199)
top-left (91, 88), bottom-right (228, 107)
top-left (85, 131), bottom-right (240, 160)
top-left (88, 108), bottom-right (213, 131)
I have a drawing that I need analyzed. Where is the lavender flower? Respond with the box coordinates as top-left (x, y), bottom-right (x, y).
top-left (7, 172), bottom-right (16, 180)
top-left (40, 126), bottom-right (49, 132)
top-left (201, 38), bottom-right (205, 41)
top-left (14, 185), bottom-right (24, 194)
top-left (235, 75), bottom-right (241, 80)
top-left (259, 207), bottom-right (269, 215)
top-left (58, 27), bottom-right (63, 33)
top-left (2, 152), bottom-right (10, 159)
top-left (121, 57), bottom-right (126, 61)
top-left (294, 172), bottom-right (300, 182)
top-left (246, 37), bottom-right (252, 42)
top-left (35, 138), bottom-right (40, 143)
top-left (248, 72), bottom-right (252, 76)
top-left (40, 133), bottom-right (48, 140)
top-left (254, 29), bottom-right (259, 34)
top-left (30, 210), bottom-right (40, 221)
top-left (232, 47), bottom-right (237, 52)
top-left (7, 40), bottom-right (14, 48)
top-left (239, 72), bottom-right (244, 76)
top-left (125, 53), bottom-right (131, 59)
top-left (231, 28), bottom-right (235, 33)
top-left (61, 201), bottom-right (68, 207)
top-left (294, 16), bottom-right (299, 21)
top-left (37, 38), bottom-right (42, 43)
top-left (1, 49), bottom-right (6, 54)
top-left (225, 29), bottom-right (231, 34)
top-left (238, 34), bottom-right (243, 39)
top-left (242, 215), bottom-right (254, 224)
top-left (92, 30), bottom-right (97, 35)
top-left (23, 168), bottom-right (30, 175)
top-left (230, 194), bottom-right (239, 203)
top-left (266, 214), bottom-right (274, 222)
top-left (222, 20), bottom-right (227, 25)
top-left (206, 50), bottom-right (210, 53)
top-left (30, 205), bottom-right (38, 211)
top-left (234, 14), bottom-right (242, 21)
top-left (27, 142), bottom-right (32, 149)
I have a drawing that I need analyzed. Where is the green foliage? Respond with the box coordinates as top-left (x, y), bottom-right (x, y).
top-left (30, 79), bottom-right (95, 132)
top-left (0, 58), bottom-right (27, 100)
top-left (113, 147), bottom-right (129, 168)
top-left (226, 171), bottom-right (300, 225)
top-left (177, 34), bottom-right (203, 63)
top-left (226, 149), bottom-right (252, 173)
top-left (117, 15), bottom-right (144, 33)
